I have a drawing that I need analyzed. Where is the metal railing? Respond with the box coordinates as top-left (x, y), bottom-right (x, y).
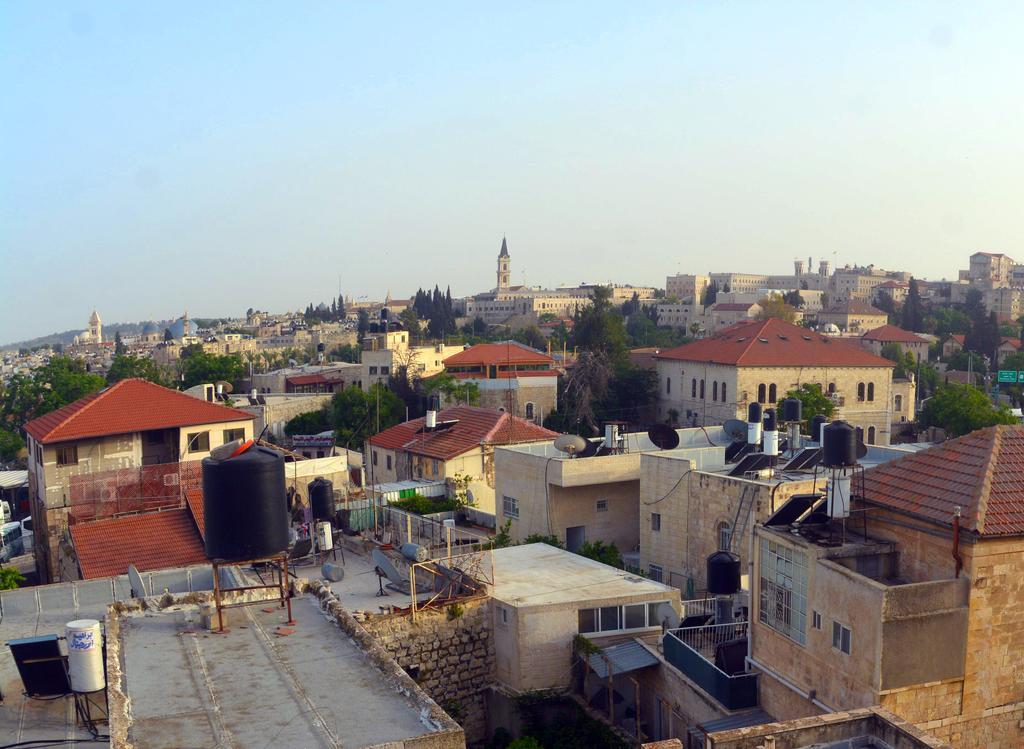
top-left (663, 621), bottom-right (758, 711)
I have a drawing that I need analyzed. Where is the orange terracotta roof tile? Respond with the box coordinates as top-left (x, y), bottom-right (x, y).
top-left (443, 342), bottom-right (553, 367)
top-left (70, 508), bottom-right (207, 579)
top-left (24, 378), bottom-right (254, 444)
top-left (655, 319), bottom-right (894, 368)
top-left (861, 325), bottom-right (929, 344)
top-left (367, 406), bottom-right (557, 460)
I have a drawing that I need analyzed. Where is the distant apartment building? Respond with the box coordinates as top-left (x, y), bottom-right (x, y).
top-left (365, 405), bottom-right (556, 520)
top-left (965, 251), bottom-right (1015, 289)
top-left (655, 319), bottom-right (899, 444)
top-left (666, 274), bottom-right (710, 304)
top-left (23, 378), bottom-right (254, 582)
top-left (710, 302), bottom-right (762, 331)
top-left (986, 285), bottom-right (1024, 322)
top-left (441, 342), bottom-right (557, 421)
top-left (655, 303), bottom-right (705, 332)
top-left (817, 299), bottom-right (888, 333)
top-left (251, 362), bottom-right (363, 393)
top-left (860, 324), bottom-right (930, 363)
top-left (360, 330), bottom-right (464, 390)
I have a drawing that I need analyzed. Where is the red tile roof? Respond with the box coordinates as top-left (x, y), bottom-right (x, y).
top-left (654, 319), bottom-right (894, 368)
top-left (443, 342), bottom-right (553, 367)
top-left (822, 299), bottom-right (886, 316)
top-left (861, 325), bottom-right (929, 344)
top-left (69, 508), bottom-right (207, 579)
top-left (860, 426), bottom-right (1024, 536)
top-left (24, 378), bottom-right (254, 444)
top-left (949, 334), bottom-right (966, 346)
top-left (367, 405), bottom-right (557, 460)
top-left (999, 337), bottom-right (1022, 351)
top-left (875, 280), bottom-right (908, 289)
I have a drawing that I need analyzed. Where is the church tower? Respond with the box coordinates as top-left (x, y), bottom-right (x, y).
top-left (88, 309), bottom-right (102, 343)
top-left (496, 237), bottom-right (511, 291)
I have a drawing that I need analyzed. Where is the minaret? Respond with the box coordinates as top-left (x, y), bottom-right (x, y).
top-left (89, 309), bottom-right (102, 343)
top-left (183, 309), bottom-right (190, 339)
top-left (496, 237), bottom-right (511, 291)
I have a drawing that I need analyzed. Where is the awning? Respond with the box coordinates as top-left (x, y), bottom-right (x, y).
top-left (0, 471), bottom-right (28, 490)
top-left (585, 640), bottom-right (659, 679)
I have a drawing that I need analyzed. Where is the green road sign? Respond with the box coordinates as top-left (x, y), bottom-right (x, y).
top-left (998, 370), bottom-right (1017, 383)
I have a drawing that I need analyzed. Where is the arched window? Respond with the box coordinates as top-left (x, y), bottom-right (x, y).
top-left (721, 383), bottom-right (727, 402)
top-left (712, 381), bottom-right (718, 401)
top-left (828, 382), bottom-right (836, 395)
top-left (867, 426), bottom-right (876, 444)
top-left (894, 394), bottom-right (903, 412)
top-left (769, 384), bottom-right (777, 403)
top-left (700, 379), bottom-right (705, 399)
top-left (717, 521), bottom-right (732, 552)
top-left (525, 402), bottom-right (535, 420)
top-left (757, 384), bottom-right (767, 404)
top-left (691, 378), bottom-right (697, 398)
top-left (867, 383), bottom-right (875, 402)
top-left (666, 377), bottom-right (672, 395)
top-left (857, 383), bottom-right (865, 402)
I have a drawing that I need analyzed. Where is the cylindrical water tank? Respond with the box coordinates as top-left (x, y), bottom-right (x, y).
top-left (822, 421), bottom-right (857, 468)
top-left (401, 543), bottom-right (428, 562)
top-left (782, 397), bottom-right (802, 423)
top-left (763, 408), bottom-right (777, 432)
top-left (203, 445), bottom-right (289, 561)
top-left (827, 474), bottom-right (852, 519)
top-left (810, 414), bottom-right (827, 440)
top-left (308, 477), bottom-right (334, 521)
top-left (66, 619), bottom-right (104, 692)
top-left (747, 402), bottom-right (763, 446)
top-left (747, 402), bottom-right (762, 424)
top-left (706, 551), bottom-right (741, 595)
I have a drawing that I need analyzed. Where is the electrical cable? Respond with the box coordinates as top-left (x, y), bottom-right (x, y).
top-left (0, 739), bottom-right (108, 749)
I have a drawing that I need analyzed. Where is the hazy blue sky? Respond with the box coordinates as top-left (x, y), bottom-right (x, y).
top-left (2, 2), bottom-right (1022, 343)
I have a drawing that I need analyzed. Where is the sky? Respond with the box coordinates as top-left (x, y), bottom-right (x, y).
top-left (2, 2), bottom-right (1023, 344)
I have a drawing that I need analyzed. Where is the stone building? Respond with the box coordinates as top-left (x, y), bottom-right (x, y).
top-left (655, 318), bottom-right (898, 444)
top-left (365, 405), bottom-right (556, 520)
top-left (860, 324), bottom-right (930, 363)
top-left (441, 341), bottom-right (558, 421)
top-left (666, 274), bottom-right (709, 304)
top-left (817, 299), bottom-right (889, 333)
top-left (360, 330), bottom-right (464, 391)
top-left (23, 378), bottom-right (254, 582)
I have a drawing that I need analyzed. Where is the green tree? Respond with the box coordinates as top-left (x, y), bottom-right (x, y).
top-left (106, 354), bottom-right (169, 385)
top-left (398, 308), bottom-right (421, 338)
top-left (178, 348), bottom-right (245, 389)
top-left (782, 289), bottom-right (805, 309)
top-left (114, 331), bottom-right (126, 356)
top-left (570, 287), bottom-right (628, 365)
top-left (944, 349), bottom-right (988, 375)
top-left (284, 408), bottom-right (333, 436)
top-left (331, 384), bottom-right (404, 450)
top-left (329, 343), bottom-right (361, 363)
top-left (784, 383), bottom-right (835, 427)
top-left (901, 278), bottom-right (925, 332)
top-left (879, 343), bottom-right (916, 379)
top-left (357, 309), bottom-right (370, 340)
top-left (0, 429), bottom-right (25, 463)
top-left (919, 383), bottom-right (1017, 437)
top-left (931, 307), bottom-right (972, 338)
top-left (2, 357), bottom-right (105, 428)
top-left (755, 293), bottom-right (798, 323)
top-left (577, 540), bottom-right (622, 568)
top-left (512, 325), bottom-right (546, 351)
top-left (0, 566), bottom-right (25, 590)
top-left (424, 372), bottom-right (480, 406)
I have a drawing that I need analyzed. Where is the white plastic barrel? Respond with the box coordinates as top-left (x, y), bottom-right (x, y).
top-left (316, 521), bottom-right (333, 551)
top-left (66, 619), bottom-right (105, 692)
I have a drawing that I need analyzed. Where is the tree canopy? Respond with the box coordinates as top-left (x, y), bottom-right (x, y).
top-left (569, 286), bottom-right (628, 365)
top-left (178, 347), bottom-right (246, 390)
top-left (423, 372), bottom-right (480, 406)
top-left (919, 383), bottom-right (1017, 437)
top-left (106, 354), bottom-right (170, 386)
top-left (784, 383), bottom-right (835, 427)
top-left (755, 294), bottom-right (798, 323)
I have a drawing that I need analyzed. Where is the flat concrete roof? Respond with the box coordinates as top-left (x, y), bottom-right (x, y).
top-left (491, 543), bottom-right (678, 608)
top-left (113, 595), bottom-right (444, 748)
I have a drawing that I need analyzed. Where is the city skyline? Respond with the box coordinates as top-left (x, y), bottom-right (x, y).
top-left (3, 2), bottom-right (1023, 342)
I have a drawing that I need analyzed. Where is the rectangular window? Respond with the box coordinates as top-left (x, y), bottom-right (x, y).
top-left (599, 606), bottom-right (621, 632)
top-left (381, 366), bottom-right (390, 375)
top-left (498, 606), bottom-right (510, 627)
top-left (36, 441), bottom-right (43, 466)
top-left (651, 513), bottom-right (661, 532)
top-left (145, 431), bottom-right (164, 445)
top-left (372, 450), bottom-right (378, 466)
top-left (832, 621), bottom-right (852, 654)
top-left (369, 366), bottom-right (378, 375)
top-left (758, 538), bottom-right (808, 645)
top-left (578, 608), bottom-right (597, 634)
top-left (648, 563), bottom-right (663, 582)
top-left (596, 499), bottom-right (608, 513)
top-left (186, 432), bottom-right (210, 453)
top-left (223, 428), bottom-right (245, 443)
top-left (624, 604), bottom-right (646, 630)
top-left (386, 454), bottom-right (392, 470)
top-left (503, 495), bottom-right (519, 519)
top-left (56, 445), bottom-right (78, 467)
top-left (431, 459), bottom-right (439, 476)
top-left (578, 602), bottom-right (669, 634)
top-left (813, 611), bottom-right (822, 630)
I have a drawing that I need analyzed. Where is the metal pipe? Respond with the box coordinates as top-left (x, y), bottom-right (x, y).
top-left (952, 507), bottom-right (963, 578)
top-left (746, 654), bottom-right (834, 713)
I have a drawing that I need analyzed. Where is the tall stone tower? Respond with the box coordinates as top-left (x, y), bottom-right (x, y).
top-left (88, 309), bottom-right (102, 343)
top-left (496, 237), bottom-right (511, 291)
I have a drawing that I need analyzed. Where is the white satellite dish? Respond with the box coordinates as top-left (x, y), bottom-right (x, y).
top-left (656, 601), bottom-right (680, 629)
top-left (128, 564), bottom-right (148, 599)
top-left (553, 434), bottom-right (588, 456)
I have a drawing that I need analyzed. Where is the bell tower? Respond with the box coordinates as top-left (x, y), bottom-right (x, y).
top-left (496, 237), bottom-right (511, 291)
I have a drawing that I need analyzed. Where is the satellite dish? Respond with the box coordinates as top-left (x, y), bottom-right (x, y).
top-left (648, 424), bottom-right (680, 451)
top-left (655, 602), bottom-right (680, 630)
top-left (577, 439), bottom-right (600, 458)
top-left (215, 380), bottom-right (234, 394)
top-left (856, 440), bottom-right (868, 459)
top-left (723, 419), bottom-right (748, 442)
top-left (554, 434), bottom-right (588, 456)
top-left (372, 548), bottom-right (405, 588)
top-left (128, 564), bottom-right (148, 599)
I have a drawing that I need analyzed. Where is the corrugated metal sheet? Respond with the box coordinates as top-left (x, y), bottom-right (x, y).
top-left (0, 471), bottom-right (28, 490)
top-left (585, 640), bottom-right (659, 679)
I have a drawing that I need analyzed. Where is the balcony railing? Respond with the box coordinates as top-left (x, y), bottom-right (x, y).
top-left (663, 621), bottom-right (758, 711)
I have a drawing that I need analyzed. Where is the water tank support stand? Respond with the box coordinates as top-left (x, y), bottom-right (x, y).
top-left (211, 553), bottom-right (295, 633)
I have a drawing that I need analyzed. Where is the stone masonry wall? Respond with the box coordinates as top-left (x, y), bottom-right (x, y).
top-left (360, 597), bottom-right (496, 747)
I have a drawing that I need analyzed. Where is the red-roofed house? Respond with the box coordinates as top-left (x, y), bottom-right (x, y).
top-left (441, 342), bottom-right (557, 422)
top-left (23, 378), bottom-right (254, 581)
top-left (750, 425), bottom-right (1024, 747)
top-left (943, 334), bottom-right (1022, 366)
top-left (366, 405), bottom-right (557, 518)
top-left (710, 302), bottom-right (762, 330)
top-left (860, 324), bottom-right (931, 363)
top-left (817, 299), bottom-right (889, 333)
top-left (655, 318), bottom-right (899, 444)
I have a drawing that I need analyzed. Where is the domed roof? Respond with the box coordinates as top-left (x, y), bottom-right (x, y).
top-left (169, 317), bottom-right (199, 339)
top-left (141, 321), bottom-right (159, 335)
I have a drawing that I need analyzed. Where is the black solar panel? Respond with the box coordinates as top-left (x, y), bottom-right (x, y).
top-left (783, 447), bottom-right (821, 471)
top-left (728, 453), bottom-right (772, 477)
top-left (764, 492), bottom-right (823, 526)
top-left (725, 440), bottom-right (752, 462)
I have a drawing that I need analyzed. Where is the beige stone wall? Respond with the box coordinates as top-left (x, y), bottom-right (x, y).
top-left (635, 644), bottom-right (733, 739)
top-left (547, 481), bottom-right (640, 552)
top-left (474, 380), bottom-right (557, 422)
top-left (655, 360), bottom-right (739, 426)
top-left (360, 598), bottom-right (494, 746)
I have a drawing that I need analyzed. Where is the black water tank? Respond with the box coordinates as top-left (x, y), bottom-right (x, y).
top-left (810, 414), bottom-right (827, 440)
top-left (822, 420), bottom-right (857, 468)
top-left (707, 551), bottom-right (741, 595)
top-left (203, 445), bottom-right (289, 561)
top-left (747, 402), bottom-right (762, 424)
top-left (782, 397), bottom-right (802, 423)
top-left (308, 477), bottom-right (334, 521)
top-left (763, 408), bottom-right (777, 432)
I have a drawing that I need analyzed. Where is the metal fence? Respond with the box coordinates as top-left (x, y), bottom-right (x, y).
top-left (669, 620), bottom-right (749, 662)
top-left (51, 461), bottom-right (203, 524)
